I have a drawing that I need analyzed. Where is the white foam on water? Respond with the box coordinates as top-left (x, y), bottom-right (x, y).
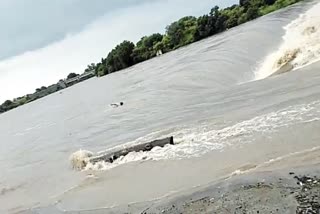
top-left (76, 100), bottom-right (320, 171)
top-left (255, 2), bottom-right (320, 79)
top-left (69, 150), bottom-right (93, 170)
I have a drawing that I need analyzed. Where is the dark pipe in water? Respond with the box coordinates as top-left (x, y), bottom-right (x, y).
top-left (90, 136), bottom-right (174, 164)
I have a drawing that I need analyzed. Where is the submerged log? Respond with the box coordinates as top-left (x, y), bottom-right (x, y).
top-left (90, 136), bottom-right (174, 164)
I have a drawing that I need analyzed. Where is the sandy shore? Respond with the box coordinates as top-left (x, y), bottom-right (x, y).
top-left (143, 165), bottom-right (320, 214)
top-left (23, 146), bottom-right (320, 214)
top-left (64, 164), bottom-right (320, 214)
top-left (21, 164), bottom-right (320, 214)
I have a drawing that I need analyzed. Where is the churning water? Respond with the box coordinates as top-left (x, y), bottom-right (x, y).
top-left (256, 1), bottom-right (320, 79)
top-left (1, 1), bottom-right (320, 213)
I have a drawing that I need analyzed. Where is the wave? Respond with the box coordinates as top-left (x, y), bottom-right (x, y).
top-left (255, 2), bottom-right (320, 79)
top-left (69, 150), bottom-right (93, 170)
top-left (71, 100), bottom-right (320, 171)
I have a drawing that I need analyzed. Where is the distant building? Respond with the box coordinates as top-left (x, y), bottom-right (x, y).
top-left (64, 70), bottom-right (95, 87)
top-left (78, 70), bottom-right (95, 81)
top-left (58, 80), bottom-right (67, 89)
top-left (156, 50), bottom-right (163, 56)
top-left (27, 82), bottom-right (64, 101)
top-left (20, 71), bottom-right (95, 104)
top-left (47, 84), bottom-right (60, 93)
top-left (64, 76), bottom-right (79, 87)
top-left (28, 89), bottom-right (48, 100)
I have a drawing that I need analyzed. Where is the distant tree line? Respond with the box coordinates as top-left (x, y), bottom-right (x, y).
top-left (0, 0), bottom-right (301, 114)
top-left (90, 0), bottom-right (300, 77)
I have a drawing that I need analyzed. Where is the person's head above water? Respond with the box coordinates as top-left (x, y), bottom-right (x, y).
top-left (120, 102), bottom-right (123, 106)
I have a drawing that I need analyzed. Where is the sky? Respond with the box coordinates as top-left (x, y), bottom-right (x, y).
top-left (0, 0), bottom-right (237, 102)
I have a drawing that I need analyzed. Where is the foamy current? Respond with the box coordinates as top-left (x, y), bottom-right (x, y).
top-left (78, 99), bottom-right (320, 171)
top-left (255, 2), bottom-right (320, 79)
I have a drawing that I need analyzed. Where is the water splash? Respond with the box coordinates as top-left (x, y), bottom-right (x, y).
top-left (69, 150), bottom-right (93, 170)
top-left (255, 2), bottom-right (320, 79)
top-left (74, 100), bottom-right (320, 171)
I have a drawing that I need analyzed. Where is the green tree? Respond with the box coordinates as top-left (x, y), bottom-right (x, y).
top-left (2, 100), bottom-right (13, 107)
top-left (154, 41), bottom-right (164, 52)
top-left (141, 33), bottom-right (163, 48)
top-left (131, 34), bottom-right (164, 64)
top-left (166, 16), bottom-right (198, 48)
top-left (84, 63), bottom-right (96, 72)
top-left (195, 14), bottom-right (218, 40)
top-left (95, 63), bottom-right (105, 77)
top-left (264, 0), bottom-right (276, 5)
top-left (0, 100), bottom-right (16, 112)
top-left (237, 13), bottom-right (248, 24)
top-left (222, 5), bottom-right (245, 29)
top-left (246, 6), bottom-right (259, 20)
top-left (105, 40), bottom-right (135, 74)
top-left (240, 0), bottom-right (251, 7)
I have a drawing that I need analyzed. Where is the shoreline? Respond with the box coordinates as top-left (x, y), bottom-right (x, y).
top-left (66, 164), bottom-right (320, 214)
top-left (146, 164), bottom-right (320, 214)
top-left (22, 145), bottom-right (320, 214)
top-left (29, 144), bottom-right (320, 214)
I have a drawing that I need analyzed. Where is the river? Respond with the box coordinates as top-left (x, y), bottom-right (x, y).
top-left (1, 1), bottom-right (320, 213)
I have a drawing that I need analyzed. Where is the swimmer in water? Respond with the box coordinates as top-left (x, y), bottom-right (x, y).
top-left (110, 102), bottom-right (124, 108)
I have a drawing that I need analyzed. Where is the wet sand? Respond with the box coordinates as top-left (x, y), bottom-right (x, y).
top-left (133, 147), bottom-right (320, 214)
top-left (25, 143), bottom-right (320, 214)
top-left (142, 165), bottom-right (320, 214)
top-left (57, 146), bottom-right (320, 214)
top-left (77, 164), bottom-right (319, 214)
top-left (106, 145), bottom-right (320, 213)
top-left (23, 165), bottom-right (320, 214)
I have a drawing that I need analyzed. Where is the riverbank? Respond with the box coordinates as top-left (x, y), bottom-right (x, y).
top-left (66, 145), bottom-right (320, 214)
top-left (0, 71), bottom-right (95, 114)
top-left (144, 166), bottom-right (320, 214)
top-left (93, 164), bottom-right (320, 214)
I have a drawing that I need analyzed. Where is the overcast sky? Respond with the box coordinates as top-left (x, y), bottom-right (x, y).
top-left (0, 0), bottom-right (237, 102)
